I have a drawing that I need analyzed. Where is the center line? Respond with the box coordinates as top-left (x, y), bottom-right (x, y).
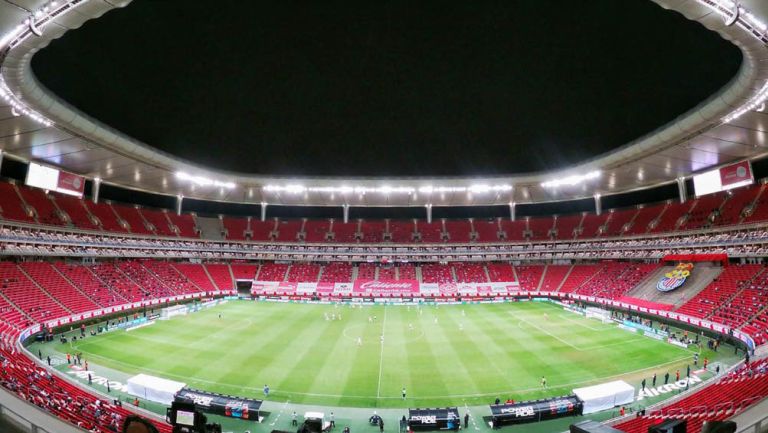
top-left (376, 306), bottom-right (388, 399)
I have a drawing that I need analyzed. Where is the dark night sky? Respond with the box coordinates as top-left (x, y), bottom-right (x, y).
top-left (32, 0), bottom-right (742, 177)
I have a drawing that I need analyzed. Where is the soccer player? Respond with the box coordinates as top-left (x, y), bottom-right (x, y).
top-left (434, 317), bottom-right (438, 324)
top-left (402, 386), bottom-right (406, 400)
top-left (541, 376), bottom-right (547, 388)
top-left (380, 334), bottom-right (384, 344)
top-left (263, 384), bottom-right (270, 398)
top-left (357, 337), bottom-right (362, 346)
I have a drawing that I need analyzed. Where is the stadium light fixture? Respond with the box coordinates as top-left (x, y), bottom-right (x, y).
top-left (541, 171), bottom-right (601, 188)
top-left (175, 172), bottom-right (235, 189)
top-left (0, 0), bottom-right (87, 128)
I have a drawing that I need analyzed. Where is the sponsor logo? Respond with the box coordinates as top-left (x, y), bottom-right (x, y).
top-left (657, 263), bottom-right (693, 292)
top-left (636, 375), bottom-right (702, 400)
top-left (499, 406), bottom-right (535, 417)
top-left (67, 370), bottom-right (128, 392)
top-left (411, 416), bottom-right (437, 423)
top-left (360, 281), bottom-right (413, 290)
top-left (181, 392), bottom-right (214, 407)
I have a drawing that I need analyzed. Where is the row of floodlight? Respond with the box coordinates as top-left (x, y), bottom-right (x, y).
top-left (173, 172), bottom-right (603, 191)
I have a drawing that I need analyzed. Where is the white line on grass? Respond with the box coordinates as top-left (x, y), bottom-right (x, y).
top-left (516, 316), bottom-right (584, 351)
top-left (463, 402), bottom-right (480, 431)
top-left (269, 398), bottom-right (291, 426)
top-left (376, 306), bottom-right (388, 398)
top-left (77, 350), bottom-right (690, 400)
top-left (558, 314), bottom-right (607, 331)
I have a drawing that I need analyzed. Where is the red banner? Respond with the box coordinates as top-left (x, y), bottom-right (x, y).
top-left (719, 160), bottom-right (753, 188)
top-left (56, 171), bottom-right (86, 196)
top-left (353, 279), bottom-right (420, 295)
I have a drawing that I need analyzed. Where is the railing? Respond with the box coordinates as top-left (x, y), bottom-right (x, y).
top-left (737, 412), bottom-right (768, 433)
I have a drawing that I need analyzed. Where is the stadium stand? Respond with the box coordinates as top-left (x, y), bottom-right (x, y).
top-left (445, 220), bottom-right (472, 243)
top-left (250, 219), bottom-right (275, 241)
top-left (286, 263), bottom-right (321, 282)
top-left (222, 217), bottom-right (248, 240)
top-left (332, 222), bottom-right (359, 243)
top-left (52, 193), bottom-right (99, 230)
top-left (319, 262), bottom-right (352, 282)
top-left (717, 185), bottom-right (762, 226)
top-left (173, 263), bottom-right (216, 291)
top-left (487, 263), bottom-right (515, 282)
top-left (112, 204), bottom-right (153, 235)
top-left (0, 182), bottom-right (34, 223)
top-left (676, 264), bottom-right (764, 319)
top-left (528, 216), bottom-right (554, 241)
top-left (377, 266), bottom-right (396, 280)
top-left (357, 263), bottom-right (377, 280)
top-left (558, 264), bottom-right (601, 293)
top-left (418, 221), bottom-right (444, 243)
top-left (19, 262), bottom-right (99, 313)
top-left (304, 219), bottom-right (331, 242)
top-left (512, 265), bottom-right (544, 291)
top-left (680, 193), bottom-right (726, 230)
top-left (84, 201), bottom-right (127, 233)
top-left (166, 212), bottom-right (198, 238)
top-left (650, 201), bottom-right (692, 233)
top-left (205, 264), bottom-right (235, 290)
top-left (554, 215), bottom-right (581, 240)
top-left (257, 263), bottom-right (290, 281)
top-left (452, 262), bottom-right (488, 283)
top-left (421, 263), bottom-right (454, 283)
top-left (138, 208), bottom-right (174, 237)
top-left (17, 186), bottom-right (63, 226)
top-left (0, 262), bottom-right (69, 322)
top-left (360, 220), bottom-right (387, 243)
top-left (625, 206), bottom-right (658, 235)
top-left (389, 220), bottom-right (415, 243)
top-left (499, 219), bottom-right (527, 241)
top-left (275, 220), bottom-right (303, 242)
top-left (474, 219), bottom-right (501, 242)
top-left (90, 263), bottom-right (146, 302)
top-left (55, 262), bottom-right (125, 307)
top-left (539, 265), bottom-right (571, 292)
top-left (230, 263), bottom-right (258, 280)
top-left (578, 213), bottom-right (608, 238)
top-left (614, 360), bottom-right (768, 433)
top-left (603, 209), bottom-right (638, 237)
top-left (397, 264), bottom-right (417, 280)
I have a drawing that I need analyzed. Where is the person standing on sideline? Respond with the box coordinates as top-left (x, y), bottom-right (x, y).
top-left (292, 411), bottom-right (298, 426)
top-left (66, 353), bottom-right (71, 365)
top-left (664, 372), bottom-right (670, 384)
top-left (703, 357), bottom-right (709, 370)
top-left (379, 418), bottom-right (384, 433)
top-left (263, 384), bottom-right (270, 398)
top-left (464, 414), bottom-right (469, 429)
top-left (402, 386), bottom-right (406, 400)
top-left (38, 349), bottom-right (42, 359)
top-left (107, 382), bottom-right (111, 393)
top-left (675, 370), bottom-right (680, 381)
top-left (330, 412), bottom-right (335, 428)
top-left (652, 373), bottom-right (657, 387)
top-left (88, 373), bottom-right (92, 385)
top-left (46, 356), bottom-right (51, 366)
top-left (641, 378), bottom-right (646, 390)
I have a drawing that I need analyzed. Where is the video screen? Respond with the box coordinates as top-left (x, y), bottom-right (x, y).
top-left (176, 410), bottom-right (196, 426)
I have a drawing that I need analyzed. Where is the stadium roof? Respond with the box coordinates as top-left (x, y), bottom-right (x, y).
top-left (1, 0), bottom-right (768, 207)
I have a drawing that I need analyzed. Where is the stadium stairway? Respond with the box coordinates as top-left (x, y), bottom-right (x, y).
top-left (196, 216), bottom-right (226, 240)
top-left (624, 264), bottom-right (722, 309)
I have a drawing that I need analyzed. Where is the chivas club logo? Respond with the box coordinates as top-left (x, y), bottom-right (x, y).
top-left (656, 262), bottom-right (693, 292)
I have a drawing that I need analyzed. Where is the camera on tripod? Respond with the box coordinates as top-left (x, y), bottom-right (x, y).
top-left (167, 401), bottom-right (222, 433)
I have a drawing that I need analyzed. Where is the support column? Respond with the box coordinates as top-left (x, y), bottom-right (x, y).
top-left (92, 177), bottom-right (101, 204)
top-left (677, 177), bottom-right (687, 204)
top-left (509, 202), bottom-right (516, 221)
top-left (426, 204), bottom-right (433, 224)
top-left (343, 204), bottom-right (350, 224)
top-left (260, 202), bottom-right (268, 222)
top-left (176, 195), bottom-right (183, 215)
top-left (0, 150), bottom-right (4, 174)
top-left (594, 193), bottom-right (602, 216)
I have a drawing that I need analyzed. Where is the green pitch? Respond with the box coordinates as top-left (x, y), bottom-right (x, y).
top-left (54, 301), bottom-right (696, 408)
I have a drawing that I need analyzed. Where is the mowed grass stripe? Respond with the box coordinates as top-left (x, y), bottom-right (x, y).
top-left (57, 301), bottom-right (696, 407)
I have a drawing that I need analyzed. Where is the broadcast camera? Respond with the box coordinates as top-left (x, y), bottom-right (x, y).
top-left (167, 401), bottom-right (222, 433)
